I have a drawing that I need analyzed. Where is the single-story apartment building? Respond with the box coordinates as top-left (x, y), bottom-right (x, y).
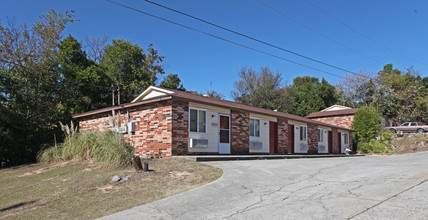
top-left (73, 86), bottom-right (354, 158)
top-left (306, 105), bottom-right (398, 130)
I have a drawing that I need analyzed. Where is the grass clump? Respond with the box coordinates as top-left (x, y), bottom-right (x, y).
top-left (38, 123), bottom-right (133, 167)
top-left (358, 130), bottom-right (393, 154)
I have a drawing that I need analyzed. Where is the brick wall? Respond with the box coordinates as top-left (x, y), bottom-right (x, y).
top-left (78, 101), bottom-right (174, 158)
top-left (277, 118), bottom-right (288, 154)
top-left (231, 110), bottom-right (249, 154)
top-left (307, 124), bottom-right (318, 154)
top-left (332, 128), bottom-right (339, 154)
top-left (171, 100), bottom-right (189, 155)
top-left (312, 115), bottom-right (354, 129)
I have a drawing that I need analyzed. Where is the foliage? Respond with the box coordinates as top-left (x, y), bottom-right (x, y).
top-left (358, 131), bottom-right (393, 154)
top-left (289, 76), bottom-right (338, 116)
top-left (1, 9), bottom-right (76, 166)
top-left (160, 73), bottom-right (185, 91)
top-left (38, 128), bottom-right (133, 168)
top-left (352, 107), bottom-right (382, 143)
top-left (232, 66), bottom-right (293, 111)
top-left (101, 40), bottom-right (165, 103)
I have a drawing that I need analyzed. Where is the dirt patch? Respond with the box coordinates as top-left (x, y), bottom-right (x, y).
top-left (17, 162), bottom-right (69, 177)
top-left (391, 133), bottom-right (428, 154)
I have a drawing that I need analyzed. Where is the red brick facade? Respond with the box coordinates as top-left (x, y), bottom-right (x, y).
top-left (277, 118), bottom-right (288, 154)
top-left (307, 124), bottom-right (318, 154)
top-left (171, 100), bottom-right (189, 155)
top-left (231, 110), bottom-right (250, 154)
top-left (312, 115), bottom-right (354, 130)
top-left (78, 99), bottom-right (353, 157)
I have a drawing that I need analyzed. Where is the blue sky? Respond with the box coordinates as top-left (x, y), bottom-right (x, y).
top-left (1, 0), bottom-right (428, 100)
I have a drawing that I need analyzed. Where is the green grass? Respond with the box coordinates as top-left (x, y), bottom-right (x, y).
top-left (38, 130), bottom-right (133, 168)
top-left (0, 159), bottom-right (223, 219)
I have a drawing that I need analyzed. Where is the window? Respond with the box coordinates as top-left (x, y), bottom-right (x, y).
top-left (250, 118), bottom-right (260, 137)
top-left (189, 108), bottom-right (206, 133)
top-left (401, 123), bottom-right (409, 126)
top-left (410, 122), bottom-right (417, 126)
top-left (344, 133), bottom-right (349, 144)
top-left (318, 129), bottom-right (323, 142)
top-left (300, 126), bottom-right (307, 141)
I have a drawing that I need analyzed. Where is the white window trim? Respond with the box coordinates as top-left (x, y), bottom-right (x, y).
top-left (299, 125), bottom-right (308, 142)
top-left (250, 117), bottom-right (261, 137)
top-left (318, 128), bottom-right (324, 143)
top-left (189, 107), bottom-right (207, 134)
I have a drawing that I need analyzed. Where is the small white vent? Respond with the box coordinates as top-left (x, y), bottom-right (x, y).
top-left (189, 138), bottom-right (208, 148)
top-left (300, 143), bottom-right (308, 151)
top-left (249, 141), bottom-right (263, 149)
top-left (318, 145), bottom-right (326, 152)
top-left (110, 127), bottom-right (119, 132)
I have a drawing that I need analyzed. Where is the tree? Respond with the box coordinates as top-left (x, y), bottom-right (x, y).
top-left (289, 76), bottom-right (338, 116)
top-left (352, 107), bottom-right (382, 143)
top-left (0, 9), bottom-right (75, 165)
top-left (232, 66), bottom-right (293, 111)
top-left (160, 73), bottom-right (185, 91)
top-left (100, 40), bottom-right (165, 103)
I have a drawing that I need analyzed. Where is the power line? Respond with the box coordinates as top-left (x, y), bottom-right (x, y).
top-left (136, 0), bottom-right (365, 77)
top-left (256, 0), bottom-right (381, 65)
top-left (303, 0), bottom-right (428, 67)
top-left (106, 0), bottom-right (344, 78)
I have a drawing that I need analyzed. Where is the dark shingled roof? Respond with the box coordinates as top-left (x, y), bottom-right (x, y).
top-left (306, 108), bottom-right (357, 118)
top-left (73, 86), bottom-right (354, 131)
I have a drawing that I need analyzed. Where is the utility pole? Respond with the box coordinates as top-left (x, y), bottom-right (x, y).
top-left (118, 84), bottom-right (121, 128)
top-left (111, 85), bottom-right (116, 128)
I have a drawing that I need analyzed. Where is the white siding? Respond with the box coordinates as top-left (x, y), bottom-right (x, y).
top-left (188, 103), bottom-right (230, 153)
top-left (249, 114), bottom-right (270, 153)
top-left (142, 90), bottom-right (168, 100)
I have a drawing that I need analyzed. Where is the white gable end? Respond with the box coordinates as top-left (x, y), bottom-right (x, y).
top-left (321, 105), bottom-right (352, 112)
top-left (131, 86), bottom-right (174, 103)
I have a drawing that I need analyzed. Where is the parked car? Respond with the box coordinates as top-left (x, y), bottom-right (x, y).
top-left (385, 122), bottom-right (428, 133)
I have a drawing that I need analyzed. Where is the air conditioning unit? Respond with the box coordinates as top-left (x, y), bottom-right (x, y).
top-left (249, 141), bottom-right (263, 149)
top-left (110, 127), bottom-right (119, 132)
top-left (119, 126), bottom-right (128, 134)
top-left (189, 138), bottom-right (208, 148)
top-left (128, 122), bottom-right (135, 132)
top-left (300, 143), bottom-right (308, 151)
top-left (318, 145), bottom-right (326, 152)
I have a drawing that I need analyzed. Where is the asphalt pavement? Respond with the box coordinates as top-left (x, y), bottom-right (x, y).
top-left (100, 152), bottom-right (428, 219)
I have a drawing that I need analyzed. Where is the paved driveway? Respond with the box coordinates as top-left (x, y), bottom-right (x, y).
top-left (101, 152), bottom-right (428, 219)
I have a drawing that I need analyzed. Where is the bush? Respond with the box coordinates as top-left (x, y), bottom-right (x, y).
top-left (38, 130), bottom-right (133, 168)
top-left (352, 107), bottom-right (382, 143)
top-left (358, 131), bottom-right (393, 154)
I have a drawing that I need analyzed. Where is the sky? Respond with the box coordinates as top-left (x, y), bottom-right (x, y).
top-left (1, 0), bottom-right (428, 100)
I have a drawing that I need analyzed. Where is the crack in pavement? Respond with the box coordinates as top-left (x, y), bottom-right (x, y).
top-left (348, 178), bottom-right (428, 219)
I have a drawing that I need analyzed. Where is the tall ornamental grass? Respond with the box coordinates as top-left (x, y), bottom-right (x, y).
top-left (38, 122), bottom-right (133, 167)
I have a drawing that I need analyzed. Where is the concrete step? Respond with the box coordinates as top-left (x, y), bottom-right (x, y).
top-left (173, 154), bottom-right (364, 162)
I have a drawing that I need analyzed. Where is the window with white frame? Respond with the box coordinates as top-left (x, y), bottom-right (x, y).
top-left (189, 108), bottom-right (206, 133)
top-left (299, 126), bottom-right (307, 141)
top-left (250, 118), bottom-right (260, 137)
top-left (318, 129), bottom-right (324, 143)
top-left (344, 133), bottom-right (349, 144)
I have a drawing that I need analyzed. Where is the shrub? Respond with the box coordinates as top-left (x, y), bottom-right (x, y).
top-left (358, 131), bottom-right (393, 154)
top-left (38, 130), bottom-right (133, 168)
top-left (352, 107), bottom-right (382, 143)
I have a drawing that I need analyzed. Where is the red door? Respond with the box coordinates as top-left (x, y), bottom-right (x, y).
top-left (337, 132), bottom-right (342, 154)
top-left (269, 122), bottom-right (278, 154)
top-left (328, 131), bottom-right (332, 154)
top-left (287, 124), bottom-right (294, 154)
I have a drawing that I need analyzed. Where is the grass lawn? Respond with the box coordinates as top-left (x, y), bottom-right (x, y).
top-left (0, 159), bottom-right (222, 219)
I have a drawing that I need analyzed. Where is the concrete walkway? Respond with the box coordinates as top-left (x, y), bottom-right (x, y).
top-left (100, 152), bottom-right (428, 219)
top-left (173, 154), bottom-right (363, 161)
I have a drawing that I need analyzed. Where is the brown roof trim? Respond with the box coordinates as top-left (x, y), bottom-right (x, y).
top-left (72, 96), bottom-right (173, 118)
top-left (306, 108), bottom-right (357, 118)
top-left (168, 90), bottom-right (354, 131)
